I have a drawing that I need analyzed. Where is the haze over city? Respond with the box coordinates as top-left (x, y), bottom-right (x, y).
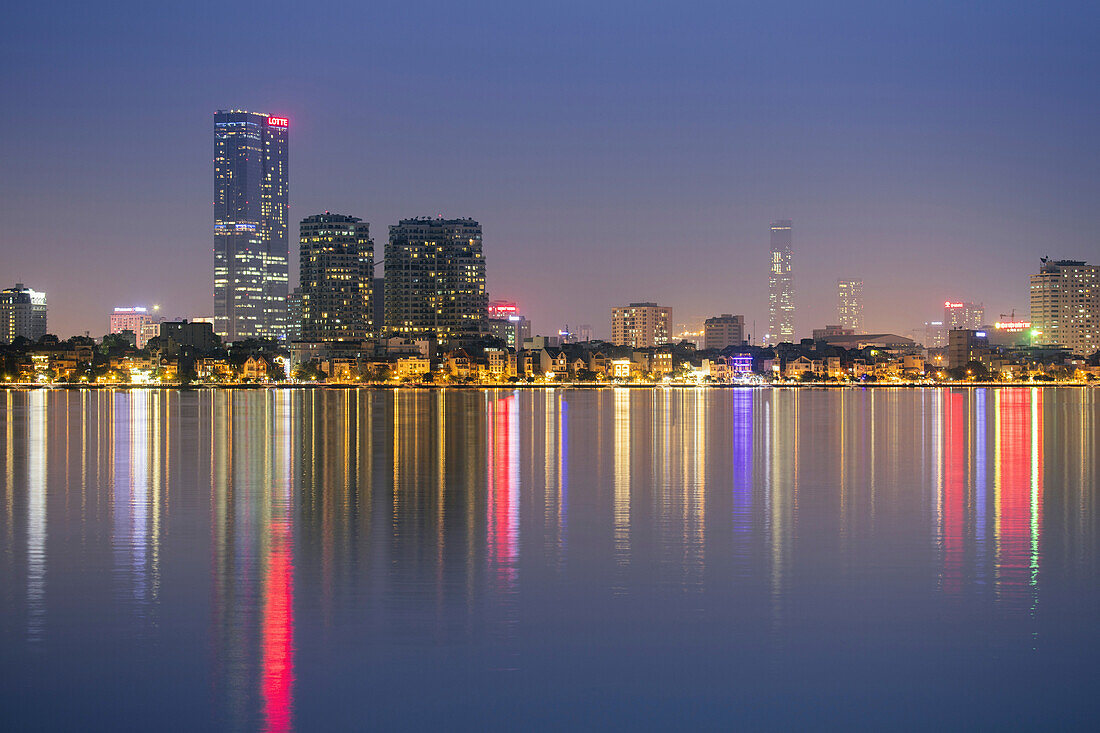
top-left (2, 1), bottom-right (1097, 339)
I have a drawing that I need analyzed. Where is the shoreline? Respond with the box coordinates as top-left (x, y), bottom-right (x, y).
top-left (0, 382), bottom-right (1092, 391)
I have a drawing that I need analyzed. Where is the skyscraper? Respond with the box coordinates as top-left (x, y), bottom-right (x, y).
top-left (384, 218), bottom-right (487, 342)
top-left (767, 220), bottom-right (794, 344)
top-left (213, 110), bottom-right (289, 342)
top-left (611, 303), bottom-right (672, 348)
top-left (837, 279), bottom-right (864, 332)
top-left (0, 284), bottom-right (47, 343)
top-left (1030, 258), bottom-right (1099, 356)
top-left (299, 213), bottom-right (374, 342)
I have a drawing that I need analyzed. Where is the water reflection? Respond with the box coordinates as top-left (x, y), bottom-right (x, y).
top-left (210, 391), bottom-right (297, 731)
top-left (26, 390), bottom-right (46, 642)
top-left (933, 388), bottom-right (1047, 609)
top-left (1, 387), bottom-right (1097, 729)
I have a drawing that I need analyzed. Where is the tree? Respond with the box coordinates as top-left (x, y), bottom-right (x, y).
top-left (574, 368), bottom-right (599, 382)
top-left (100, 332), bottom-right (133, 355)
top-left (293, 360), bottom-right (325, 382)
top-left (964, 360), bottom-right (990, 381)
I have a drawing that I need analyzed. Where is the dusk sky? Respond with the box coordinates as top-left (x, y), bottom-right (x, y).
top-left (2, 0), bottom-right (1097, 340)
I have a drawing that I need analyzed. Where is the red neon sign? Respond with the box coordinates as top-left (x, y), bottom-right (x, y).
top-left (944, 301), bottom-right (963, 309)
top-left (268, 117), bottom-right (289, 127)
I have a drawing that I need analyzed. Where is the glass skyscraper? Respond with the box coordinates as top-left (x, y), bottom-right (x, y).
top-left (213, 110), bottom-right (289, 342)
top-left (767, 219), bottom-right (794, 344)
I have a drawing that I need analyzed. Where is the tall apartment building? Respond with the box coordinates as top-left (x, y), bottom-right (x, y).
top-left (299, 213), bottom-right (374, 342)
top-left (944, 300), bottom-right (984, 331)
top-left (384, 218), bottom-right (487, 341)
top-left (0, 284), bottom-right (47, 343)
top-left (767, 220), bottom-right (794, 344)
top-left (704, 314), bottom-right (745, 351)
top-left (837, 279), bottom-right (864, 332)
top-left (110, 307), bottom-right (155, 347)
top-left (213, 110), bottom-right (289, 342)
top-left (1030, 258), bottom-right (1100, 356)
top-left (611, 303), bottom-right (672, 348)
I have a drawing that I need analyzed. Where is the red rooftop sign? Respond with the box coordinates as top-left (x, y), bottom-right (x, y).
top-left (268, 117), bottom-right (288, 127)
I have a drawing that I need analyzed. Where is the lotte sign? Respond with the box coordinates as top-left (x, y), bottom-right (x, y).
top-left (268, 117), bottom-right (289, 127)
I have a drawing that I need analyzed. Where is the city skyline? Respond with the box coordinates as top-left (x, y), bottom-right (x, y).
top-left (1, 3), bottom-right (1096, 340)
top-left (5, 4), bottom-right (1100, 730)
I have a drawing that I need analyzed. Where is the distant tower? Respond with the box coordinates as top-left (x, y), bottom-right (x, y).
top-left (767, 220), bottom-right (794, 344)
top-left (213, 110), bottom-right (289, 343)
top-left (837, 279), bottom-right (864, 332)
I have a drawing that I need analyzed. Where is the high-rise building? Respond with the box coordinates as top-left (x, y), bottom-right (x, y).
top-left (213, 110), bottom-right (289, 343)
top-left (486, 300), bottom-right (530, 348)
top-left (943, 300), bottom-right (984, 331)
top-left (917, 321), bottom-right (947, 349)
top-left (299, 213), bottom-right (374, 342)
top-left (488, 316), bottom-right (531, 349)
top-left (110, 307), bottom-right (155, 347)
top-left (1030, 258), bottom-right (1100, 356)
top-left (704, 314), bottom-right (745, 351)
top-left (837, 279), bottom-right (864, 332)
top-left (767, 220), bottom-right (794, 344)
top-left (384, 218), bottom-right (487, 341)
top-left (611, 303), bottom-right (672, 348)
top-left (0, 284), bottom-right (47, 343)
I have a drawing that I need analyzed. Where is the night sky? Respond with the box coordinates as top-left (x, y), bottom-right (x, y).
top-left (2, 1), bottom-right (1097, 340)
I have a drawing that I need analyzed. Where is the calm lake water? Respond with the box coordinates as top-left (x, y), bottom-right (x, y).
top-left (0, 387), bottom-right (1097, 730)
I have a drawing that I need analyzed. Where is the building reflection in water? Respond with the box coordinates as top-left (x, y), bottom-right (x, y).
top-left (111, 390), bottom-right (163, 625)
top-left (612, 388), bottom-right (631, 580)
top-left (487, 393), bottom-right (519, 592)
top-left (767, 389), bottom-right (797, 630)
top-left (211, 390), bottom-right (296, 732)
top-left (935, 388), bottom-right (1046, 610)
top-left (26, 389), bottom-right (47, 642)
top-left (730, 389), bottom-right (754, 579)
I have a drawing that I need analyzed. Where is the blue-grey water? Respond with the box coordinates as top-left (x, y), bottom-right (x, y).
top-left (0, 387), bottom-right (1097, 730)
